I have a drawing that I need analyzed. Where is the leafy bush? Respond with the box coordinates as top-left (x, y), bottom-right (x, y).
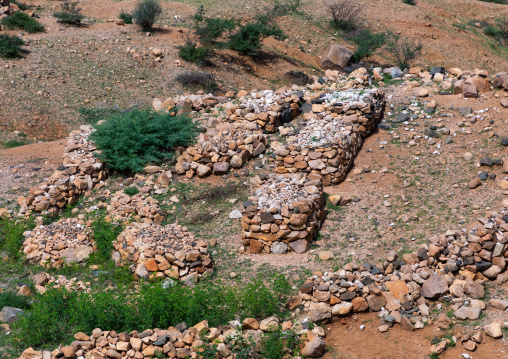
top-left (259, 329), bottom-right (301, 359)
top-left (349, 28), bottom-right (386, 62)
top-left (193, 7), bottom-right (236, 46)
top-left (478, 0), bottom-right (508, 4)
top-left (484, 24), bottom-right (501, 37)
top-left (3, 139), bottom-right (28, 148)
top-left (498, 18), bottom-right (508, 43)
top-left (175, 71), bottom-right (219, 93)
top-left (228, 20), bottom-right (284, 56)
top-left (0, 217), bottom-right (35, 260)
top-left (2, 12), bottom-right (45, 33)
top-left (124, 186), bottom-right (139, 196)
top-left (267, 0), bottom-right (302, 18)
top-left (90, 218), bottom-right (123, 262)
top-left (13, 274), bottom-right (293, 349)
top-left (385, 35), bottom-right (422, 70)
top-left (327, 0), bottom-right (362, 32)
top-left (119, 10), bottom-right (133, 24)
top-left (90, 109), bottom-right (197, 173)
top-left (54, 1), bottom-right (85, 25)
top-left (403, 0), bottom-right (417, 5)
top-left (178, 43), bottom-right (209, 66)
top-left (133, 0), bottom-right (162, 31)
top-left (0, 34), bottom-right (24, 58)
top-left (0, 291), bottom-right (31, 310)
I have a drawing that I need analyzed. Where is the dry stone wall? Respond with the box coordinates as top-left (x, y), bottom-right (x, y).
top-left (112, 222), bottom-right (214, 283)
top-left (241, 174), bottom-right (325, 254)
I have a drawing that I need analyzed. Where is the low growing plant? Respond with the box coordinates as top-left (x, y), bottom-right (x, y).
top-left (403, 0), bottom-right (417, 5)
top-left (0, 217), bottom-right (35, 260)
top-left (349, 28), bottom-right (386, 62)
top-left (228, 20), bottom-right (284, 56)
top-left (175, 71), bottom-right (219, 93)
top-left (133, 0), bottom-right (162, 31)
top-left (0, 291), bottom-right (31, 310)
top-left (90, 217), bottom-right (123, 262)
top-left (385, 35), bottom-right (422, 69)
top-left (2, 12), bottom-right (45, 33)
top-left (177, 43), bottom-right (209, 66)
top-left (54, 1), bottom-right (85, 25)
top-left (90, 109), bottom-right (198, 173)
top-left (119, 10), bottom-right (133, 24)
top-left (124, 186), bottom-right (139, 196)
top-left (0, 34), bottom-right (25, 58)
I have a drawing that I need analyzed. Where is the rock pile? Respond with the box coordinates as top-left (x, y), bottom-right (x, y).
top-left (23, 218), bottom-right (93, 268)
top-left (112, 222), bottom-right (214, 283)
top-left (107, 192), bottom-right (165, 224)
top-left (240, 174), bottom-right (325, 254)
top-left (18, 126), bottom-right (106, 215)
top-left (174, 125), bottom-right (267, 179)
top-left (31, 272), bottom-right (91, 294)
top-left (17, 316), bottom-right (326, 359)
top-left (294, 200), bottom-right (508, 336)
top-left (273, 90), bottom-right (385, 185)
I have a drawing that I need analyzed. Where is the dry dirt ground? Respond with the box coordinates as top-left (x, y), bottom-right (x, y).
top-left (2, 0), bottom-right (508, 358)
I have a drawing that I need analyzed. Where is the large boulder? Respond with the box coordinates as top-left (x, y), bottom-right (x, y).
top-left (321, 45), bottom-right (353, 71)
top-left (421, 275), bottom-right (448, 298)
top-left (300, 331), bottom-right (326, 357)
top-left (0, 306), bottom-right (24, 323)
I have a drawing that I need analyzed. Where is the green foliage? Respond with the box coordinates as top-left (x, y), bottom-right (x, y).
top-left (403, 0), bottom-right (417, 5)
top-left (0, 291), bottom-right (31, 310)
top-left (133, 0), bottom-right (162, 31)
top-left (13, 274), bottom-right (293, 349)
top-left (77, 106), bottom-right (123, 125)
top-left (54, 1), bottom-right (85, 25)
top-left (124, 186), bottom-right (139, 196)
top-left (90, 218), bottom-right (123, 262)
top-left (175, 72), bottom-right (219, 93)
top-left (228, 21), bottom-right (284, 56)
top-left (2, 12), bottom-right (44, 33)
top-left (484, 24), bottom-right (501, 37)
top-left (478, 0), bottom-right (508, 4)
top-left (195, 17), bottom-right (236, 46)
top-left (119, 10), bottom-right (133, 24)
top-left (90, 109), bottom-right (198, 173)
top-left (3, 139), bottom-right (28, 148)
top-left (269, 0), bottom-right (302, 17)
top-left (177, 43), bottom-right (209, 66)
top-left (0, 34), bottom-right (25, 58)
top-left (0, 217), bottom-right (35, 260)
top-left (350, 29), bottom-right (386, 62)
top-left (259, 329), bottom-right (301, 359)
top-left (385, 34), bottom-right (423, 69)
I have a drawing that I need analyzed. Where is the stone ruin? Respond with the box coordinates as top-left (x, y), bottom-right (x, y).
top-left (112, 222), bottom-right (214, 283)
top-left (240, 174), bottom-right (325, 254)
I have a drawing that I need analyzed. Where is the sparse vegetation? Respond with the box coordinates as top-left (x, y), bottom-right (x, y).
top-left (90, 217), bottom-right (123, 263)
top-left (0, 217), bottom-right (35, 260)
top-left (403, 0), bottom-right (417, 5)
top-left (133, 0), bottom-right (162, 31)
top-left (54, 1), bottom-right (85, 25)
top-left (0, 34), bottom-right (25, 58)
top-left (3, 139), bottom-right (28, 148)
top-left (175, 71), bottom-right (219, 93)
top-left (228, 20), bottom-right (284, 56)
top-left (327, 0), bottom-right (363, 32)
top-left (349, 28), bottom-right (387, 62)
top-left (123, 186), bottom-right (139, 196)
top-left (2, 12), bottom-right (45, 33)
top-left (119, 10), bottom-right (133, 24)
top-left (385, 35), bottom-right (423, 69)
top-left (11, 1), bottom-right (30, 11)
top-left (90, 109), bottom-right (198, 173)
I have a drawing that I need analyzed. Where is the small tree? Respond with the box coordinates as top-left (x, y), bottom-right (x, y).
top-left (326, 0), bottom-right (363, 32)
top-left (54, 1), bottom-right (85, 25)
top-left (228, 19), bottom-right (284, 56)
top-left (133, 0), bottom-right (162, 31)
top-left (385, 35), bottom-right (422, 70)
top-left (0, 34), bottom-right (25, 58)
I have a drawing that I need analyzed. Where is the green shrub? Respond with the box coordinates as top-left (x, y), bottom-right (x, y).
top-left (119, 10), bottom-right (133, 24)
top-left (90, 109), bottom-right (197, 173)
top-left (327, 0), bottom-right (362, 32)
top-left (478, 0), bottom-right (508, 4)
top-left (133, 0), bottom-right (162, 31)
top-left (259, 329), bottom-right (301, 359)
top-left (13, 274), bottom-right (293, 349)
top-left (2, 12), bottom-right (45, 33)
top-left (498, 18), bottom-right (508, 43)
top-left (3, 139), bottom-right (28, 148)
top-left (178, 43), bottom-right (209, 66)
top-left (175, 72), bottom-right (219, 93)
top-left (350, 29), bottom-right (386, 62)
top-left (124, 186), bottom-right (139, 196)
top-left (385, 34), bottom-right (422, 70)
top-left (269, 0), bottom-right (302, 17)
top-left (193, 7), bottom-right (236, 47)
top-left (0, 291), bottom-right (31, 310)
top-left (0, 34), bottom-right (24, 58)
top-left (484, 24), bottom-right (501, 37)
top-left (228, 21), bottom-right (284, 55)
top-left (54, 1), bottom-right (85, 25)
top-left (403, 0), bottom-right (417, 5)
top-left (0, 217), bottom-right (34, 260)
top-left (90, 218), bottom-right (123, 262)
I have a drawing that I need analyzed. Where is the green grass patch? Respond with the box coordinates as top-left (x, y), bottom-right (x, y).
top-left (3, 139), bottom-right (28, 148)
top-left (2, 12), bottom-right (45, 33)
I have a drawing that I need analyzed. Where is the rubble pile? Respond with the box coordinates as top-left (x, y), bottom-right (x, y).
top-left (17, 317), bottom-right (327, 359)
top-left (22, 218), bottom-right (93, 268)
top-left (31, 272), bottom-right (91, 294)
top-left (241, 174), bottom-right (325, 254)
top-left (112, 222), bottom-right (214, 282)
top-left (19, 126), bottom-right (106, 216)
top-left (107, 192), bottom-right (165, 224)
top-left (273, 90), bottom-right (385, 185)
top-left (174, 125), bottom-right (267, 179)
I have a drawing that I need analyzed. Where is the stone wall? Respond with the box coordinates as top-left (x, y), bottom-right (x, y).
top-left (241, 174), bottom-right (325, 254)
top-left (112, 222), bottom-right (214, 283)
